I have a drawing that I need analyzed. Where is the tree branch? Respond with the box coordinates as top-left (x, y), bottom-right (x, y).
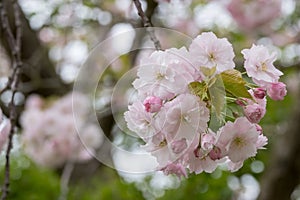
top-left (132, 0), bottom-right (162, 50)
top-left (0, 0), bottom-right (23, 199)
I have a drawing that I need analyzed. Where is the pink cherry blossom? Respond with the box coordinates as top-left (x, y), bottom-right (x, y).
top-left (267, 82), bottom-right (287, 101)
top-left (143, 96), bottom-right (163, 113)
top-left (188, 148), bottom-right (218, 174)
top-left (124, 32), bottom-right (285, 177)
top-left (133, 47), bottom-right (199, 100)
top-left (143, 94), bottom-right (209, 168)
top-left (189, 32), bottom-right (235, 74)
top-left (159, 94), bottom-right (209, 144)
top-left (242, 44), bottom-right (283, 83)
top-left (216, 117), bottom-right (261, 163)
top-left (161, 162), bottom-right (187, 178)
top-left (124, 101), bottom-right (157, 140)
top-left (256, 134), bottom-right (268, 149)
top-left (226, 160), bottom-right (244, 172)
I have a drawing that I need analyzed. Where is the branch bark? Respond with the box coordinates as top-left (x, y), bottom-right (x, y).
top-left (132, 0), bottom-right (162, 50)
top-left (0, 0), bottom-right (23, 198)
top-left (0, 0), bottom-right (70, 97)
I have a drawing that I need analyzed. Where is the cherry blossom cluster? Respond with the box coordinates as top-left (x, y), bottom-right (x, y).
top-left (0, 108), bottom-right (11, 151)
top-left (20, 92), bottom-right (102, 168)
top-left (125, 32), bottom-right (287, 178)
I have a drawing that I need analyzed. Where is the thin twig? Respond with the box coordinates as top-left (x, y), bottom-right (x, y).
top-left (58, 162), bottom-right (74, 200)
top-left (132, 0), bottom-right (162, 50)
top-left (0, 0), bottom-right (23, 199)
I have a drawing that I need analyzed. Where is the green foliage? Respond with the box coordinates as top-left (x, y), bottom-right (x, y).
top-left (208, 74), bottom-right (226, 120)
top-left (158, 171), bottom-right (232, 200)
top-left (188, 81), bottom-right (209, 101)
top-left (220, 69), bottom-right (252, 99)
top-left (68, 167), bottom-right (144, 200)
top-left (0, 159), bottom-right (60, 200)
top-left (0, 157), bottom-right (144, 200)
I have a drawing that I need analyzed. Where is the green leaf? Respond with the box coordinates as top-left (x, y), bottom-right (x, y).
top-left (220, 69), bottom-right (252, 99)
top-left (208, 74), bottom-right (226, 122)
top-left (200, 66), bottom-right (216, 77)
top-left (188, 81), bottom-right (209, 101)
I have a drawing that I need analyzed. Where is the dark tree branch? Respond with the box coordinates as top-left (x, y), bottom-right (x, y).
top-left (0, 0), bottom-right (23, 199)
top-left (0, 1), bottom-right (70, 98)
top-left (132, 0), bottom-right (162, 50)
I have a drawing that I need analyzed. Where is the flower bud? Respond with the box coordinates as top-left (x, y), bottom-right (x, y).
top-left (201, 133), bottom-right (215, 151)
top-left (267, 82), bottom-right (287, 101)
top-left (243, 103), bottom-right (266, 123)
top-left (255, 124), bottom-right (263, 135)
top-left (236, 99), bottom-right (247, 106)
top-left (253, 88), bottom-right (266, 99)
top-left (143, 96), bottom-right (163, 113)
top-left (209, 146), bottom-right (222, 160)
top-left (171, 138), bottom-right (187, 154)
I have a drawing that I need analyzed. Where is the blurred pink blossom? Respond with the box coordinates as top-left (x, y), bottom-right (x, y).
top-left (227, 0), bottom-right (281, 30)
top-left (21, 92), bottom-right (103, 168)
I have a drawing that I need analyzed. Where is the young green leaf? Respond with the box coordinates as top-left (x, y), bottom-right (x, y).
top-left (220, 69), bottom-right (252, 99)
top-left (208, 74), bottom-right (226, 121)
top-left (188, 81), bottom-right (209, 101)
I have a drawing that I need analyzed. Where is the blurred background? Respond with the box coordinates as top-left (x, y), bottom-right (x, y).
top-left (0, 0), bottom-right (300, 199)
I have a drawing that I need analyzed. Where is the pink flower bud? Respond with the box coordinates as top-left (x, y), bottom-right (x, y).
top-left (253, 88), bottom-right (266, 99)
top-left (171, 138), bottom-right (187, 154)
top-left (243, 104), bottom-right (266, 123)
top-left (236, 99), bottom-right (247, 106)
top-left (209, 146), bottom-right (222, 160)
top-left (267, 82), bottom-right (287, 101)
top-left (143, 96), bottom-right (162, 113)
top-left (201, 133), bottom-right (215, 151)
top-left (255, 124), bottom-right (263, 135)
